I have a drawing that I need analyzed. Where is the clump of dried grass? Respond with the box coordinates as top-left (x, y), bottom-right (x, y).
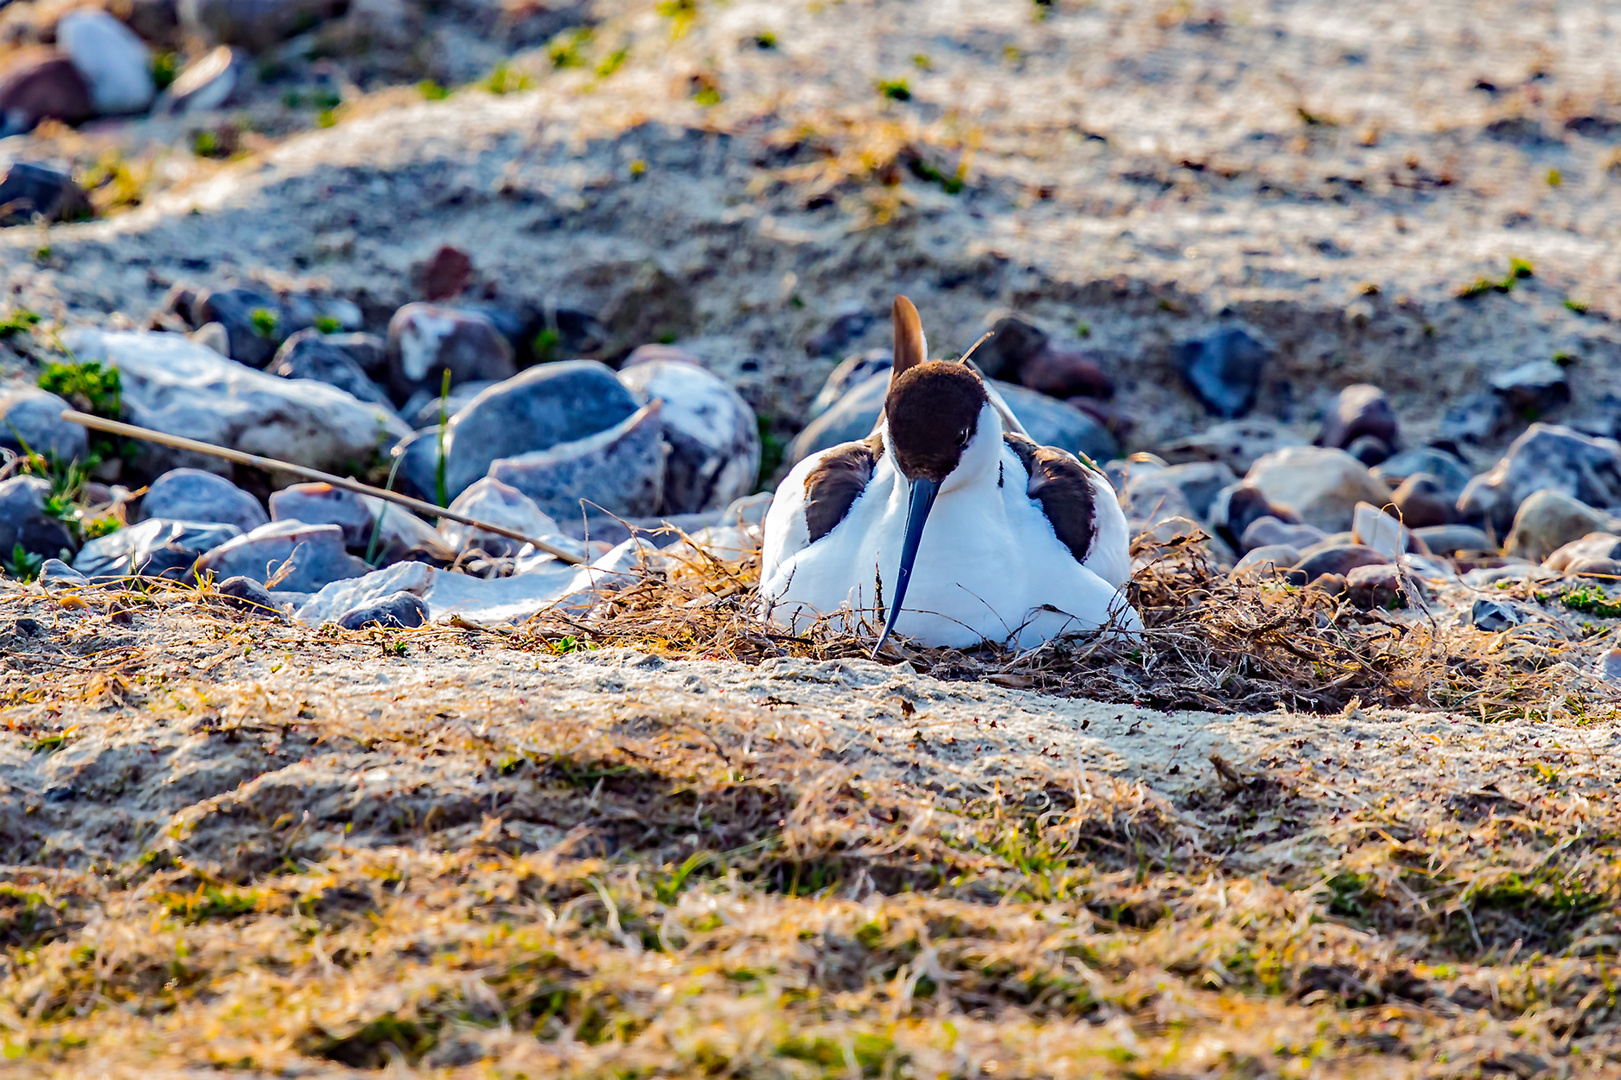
top-left (520, 531), bottom-right (1585, 719)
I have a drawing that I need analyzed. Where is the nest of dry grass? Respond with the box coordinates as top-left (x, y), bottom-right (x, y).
top-left (521, 530), bottom-right (1589, 719)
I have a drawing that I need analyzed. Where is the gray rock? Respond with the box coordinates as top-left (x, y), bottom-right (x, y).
top-left (809, 349), bottom-right (891, 418)
top-left (972, 310), bottom-right (1048, 381)
top-left (1545, 534), bottom-right (1621, 573)
top-left (1319, 384), bottom-right (1399, 451)
top-left (1120, 471), bottom-right (1195, 539)
top-left (0, 476), bottom-right (74, 560)
top-left (1352, 502), bottom-right (1425, 559)
top-left (1212, 483), bottom-right (1301, 550)
top-left (57, 8), bottom-right (153, 114)
top-left (618, 359), bottom-right (760, 514)
top-left (1413, 525), bottom-right (1494, 556)
top-left (404, 380), bottom-right (496, 429)
top-left (190, 322), bottom-right (231, 356)
top-left (269, 482), bottom-right (442, 558)
top-left (1240, 515), bottom-right (1325, 553)
top-left (1470, 599), bottom-right (1522, 632)
top-left (0, 387), bottom-right (88, 463)
top-left (37, 558), bottom-right (88, 586)
top-left (785, 373), bottom-right (887, 464)
top-left (389, 428), bottom-right (448, 504)
top-left (1373, 447), bottom-right (1474, 500)
top-left (322, 332), bottom-right (387, 375)
top-left (434, 360), bottom-right (640, 502)
top-left (805, 304), bottom-right (879, 358)
top-left (1597, 649), bottom-right (1621, 684)
top-left (489, 402), bottom-right (665, 523)
top-left (1345, 435), bottom-right (1392, 467)
top-left (214, 574), bottom-right (281, 616)
top-left (268, 329), bottom-right (394, 410)
top-left (61, 330), bottom-right (410, 479)
top-left (1245, 446), bottom-right (1393, 534)
top-left (1503, 488), bottom-right (1618, 563)
top-left (334, 591), bottom-right (428, 631)
top-left (1231, 544), bottom-right (1304, 579)
top-left (1177, 325), bottom-right (1272, 419)
top-left (440, 477), bottom-right (562, 557)
top-left (1294, 544), bottom-right (1389, 580)
top-left (195, 521), bottom-right (372, 593)
top-left (1439, 391), bottom-right (1510, 445)
top-left (0, 159), bottom-right (91, 223)
top-left (141, 468), bottom-right (267, 532)
top-left (1347, 563), bottom-right (1410, 610)
top-left (1490, 359), bottom-right (1570, 414)
top-left (179, 0), bottom-right (348, 51)
top-left (1458, 424), bottom-right (1621, 534)
top-left (1156, 462), bottom-right (1237, 523)
top-left (0, 55), bottom-right (94, 140)
top-left (193, 287), bottom-right (305, 368)
top-left (156, 45), bottom-right (244, 115)
top-left (73, 518), bottom-right (240, 580)
top-left (294, 556), bottom-right (627, 627)
top-left (385, 303), bottom-right (516, 402)
top-left (1160, 418), bottom-right (1305, 474)
top-left (1388, 473), bottom-right (1457, 529)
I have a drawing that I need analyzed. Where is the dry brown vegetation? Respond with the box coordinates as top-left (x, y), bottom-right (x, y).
top-left (1, 546), bottom-right (1618, 1077)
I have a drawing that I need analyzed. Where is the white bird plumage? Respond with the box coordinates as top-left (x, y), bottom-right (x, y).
top-left (760, 296), bottom-right (1141, 652)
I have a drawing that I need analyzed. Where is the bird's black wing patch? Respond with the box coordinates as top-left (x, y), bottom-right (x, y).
top-left (803, 432), bottom-right (885, 543)
top-left (1003, 432), bottom-right (1097, 565)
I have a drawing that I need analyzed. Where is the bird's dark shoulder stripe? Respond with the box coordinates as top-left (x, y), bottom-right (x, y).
top-left (803, 432), bottom-right (885, 543)
top-left (1003, 432), bottom-right (1097, 564)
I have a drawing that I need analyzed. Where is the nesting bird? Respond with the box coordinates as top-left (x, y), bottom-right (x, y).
top-left (761, 296), bottom-right (1141, 653)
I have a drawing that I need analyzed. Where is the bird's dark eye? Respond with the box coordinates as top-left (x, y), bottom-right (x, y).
top-left (956, 430), bottom-right (971, 448)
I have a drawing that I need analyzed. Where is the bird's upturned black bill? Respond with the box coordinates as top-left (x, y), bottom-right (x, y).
top-left (872, 477), bottom-right (939, 657)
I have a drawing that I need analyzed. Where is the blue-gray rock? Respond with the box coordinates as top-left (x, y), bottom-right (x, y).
top-left (0, 161), bottom-right (90, 224)
top-left (60, 329), bottom-right (410, 477)
top-left (156, 45), bottom-right (244, 115)
top-left (433, 360), bottom-right (641, 502)
top-left (440, 477), bottom-right (561, 558)
top-left (0, 387), bottom-right (88, 463)
top-left (334, 591), bottom-right (429, 631)
top-left (1294, 544), bottom-right (1389, 580)
top-left (1345, 434), bottom-right (1392, 467)
top-left (1240, 515), bottom-right (1325, 553)
top-left (404, 380), bottom-right (496, 430)
top-left (141, 468), bottom-right (267, 532)
top-left (37, 559), bottom-right (88, 586)
top-left (1149, 461), bottom-right (1236, 523)
top-left (1177, 326), bottom-right (1272, 419)
top-left (1458, 424), bottom-right (1621, 534)
top-left (179, 0), bottom-right (348, 52)
top-left (788, 374), bottom-right (1119, 467)
top-left (618, 359), bottom-right (760, 514)
top-left (1413, 524), bottom-right (1494, 556)
top-left (1318, 383), bottom-right (1399, 452)
top-left (1471, 598), bottom-right (1522, 632)
top-left (268, 482), bottom-right (443, 558)
top-left (1490, 360), bottom-right (1570, 414)
top-left (385, 303), bottom-right (516, 402)
top-left (0, 476), bottom-right (74, 560)
top-left (73, 518), bottom-right (240, 580)
top-left (1374, 447), bottom-right (1474, 500)
top-left (268, 329), bottom-right (394, 410)
top-left (489, 402), bottom-right (665, 522)
top-left (1439, 391), bottom-right (1510, 445)
top-left (805, 305), bottom-right (879, 358)
top-left (193, 521), bottom-right (372, 593)
top-left (215, 574), bottom-right (281, 616)
top-left (193, 286), bottom-right (306, 368)
top-left (57, 8), bottom-right (153, 114)
top-left (809, 349), bottom-right (891, 418)
top-left (389, 428), bottom-right (447, 504)
top-left (322, 332), bottom-right (387, 375)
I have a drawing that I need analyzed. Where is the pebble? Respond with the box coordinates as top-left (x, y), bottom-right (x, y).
top-left (1543, 534), bottom-right (1621, 573)
top-left (404, 380), bottom-right (496, 430)
top-left (1459, 425), bottom-right (1621, 535)
top-left (1318, 384), bottom-right (1399, 451)
top-left (431, 360), bottom-right (640, 502)
top-left (1345, 434), bottom-right (1392, 467)
top-left (1347, 563), bottom-right (1409, 610)
top-left (1594, 649), bottom-right (1621, 684)
top-left (269, 329), bottom-right (394, 410)
top-left (1490, 359), bottom-right (1570, 414)
top-left (334, 591), bottom-right (429, 630)
top-left (1231, 544), bottom-right (1303, 580)
top-left (1373, 447), bottom-right (1473, 500)
top-left (57, 8), bottom-right (154, 115)
top-left (1160, 418), bottom-right (1304, 475)
top-left (156, 45), bottom-right (243, 115)
top-left (214, 574), bottom-right (281, 617)
top-left (293, 556), bottom-right (621, 627)
top-left (1567, 557), bottom-right (1621, 578)
top-left (440, 477), bottom-right (563, 557)
top-left (180, 0), bottom-right (349, 52)
top-left (1244, 445), bottom-right (1393, 534)
top-left (619, 358), bottom-right (760, 514)
top-left (805, 304), bottom-right (879, 358)
top-left (1119, 471), bottom-right (1197, 539)
top-left (191, 287), bottom-right (305, 368)
top-left (1470, 598), bottom-right (1522, 633)
top-left (414, 245), bottom-right (475, 302)
top-left (1438, 391), bottom-right (1509, 445)
top-left (809, 349), bottom-right (891, 418)
top-left (1308, 572), bottom-right (1347, 597)
top-left (1212, 483), bottom-right (1301, 550)
top-left (1177, 325), bottom-right (1273, 419)
top-left (1413, 524), bottom-right (1494, 556)
top-left (37, 558), bottom-right (88, 586)
top-left (1294, 544), bottom-right (1389, 580)
top-left (0, 161), bottom-right (91, 225)
top-left (1019, 346), bottom-right (1115, 400)
top-left (489, 402), bottom-right (666, 522)
top-left (0, 476), bottom-right (75, 561)
top-left (0, 387), bottom-right (88, 463)
top-left (385, 303), bottom-right (517, 403)
top-left (1503, 488), bottom-right (1617, 563)
top-left (190, 322), bottom-right (231, 356)
top-left (0, 50), bottom-right (94, 138)
top-left (972, 311), bottom-right (1048, 381)
top-left (1388, 472), bottom-right (1457, 529)
top-left (1240, 515), bottom-right (1325, 553)
top-left (194, 521), bottom-right (372, 593)
top-left (1155, 462), bottom-right (1237, 523)
top-left (140, 468), bottom-right (268, 532)
top-left (269, 482), bottom-right (441, 558)
top-left (1352, 502), bottom-right (1426, 559)
top-left (73, 519), bottom-right (240, 580)
top-left (62, 329), bottom-right (410, 477)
